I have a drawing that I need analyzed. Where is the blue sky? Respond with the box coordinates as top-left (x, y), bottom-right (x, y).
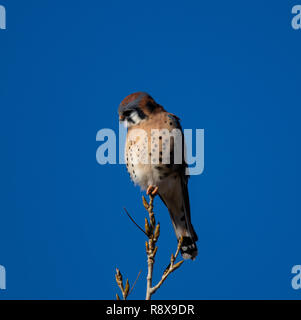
top-left (0, 0), bottom-right (300, 299)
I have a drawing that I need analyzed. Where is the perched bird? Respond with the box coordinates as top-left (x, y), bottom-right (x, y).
top-left (118, 92), bottom-right (198, 260)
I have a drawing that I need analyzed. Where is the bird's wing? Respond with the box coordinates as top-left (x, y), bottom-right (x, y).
top-left (157, 113), bottom-right (198, 259)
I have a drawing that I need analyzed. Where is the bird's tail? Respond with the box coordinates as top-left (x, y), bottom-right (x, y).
top-left (158, 173), bottom-right (198, 260)
top-left (170, 210), bottom-right (198, 260)
top-left (159, 193), bottom-right (198, 260)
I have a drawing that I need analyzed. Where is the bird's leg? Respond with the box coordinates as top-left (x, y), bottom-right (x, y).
top-left (146, 185), bottom-right (159, 196)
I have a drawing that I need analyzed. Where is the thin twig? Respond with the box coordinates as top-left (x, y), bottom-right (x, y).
top-left (123, 207), bottom-right (148, 237)
top-left (128, 270), bottom-right (142, 296)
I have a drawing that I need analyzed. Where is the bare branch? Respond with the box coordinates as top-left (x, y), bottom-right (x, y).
top-left (115, 191), bottom-right (185, 300)
top-left (144, 195), bottom-right (185, 300)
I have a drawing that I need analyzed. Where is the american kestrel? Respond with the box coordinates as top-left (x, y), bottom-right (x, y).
top-left (118, 92), bottom-right (198, 260)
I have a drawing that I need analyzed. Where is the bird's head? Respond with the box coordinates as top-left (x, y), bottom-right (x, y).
top-left (118, 92), bottom-right (163, 128)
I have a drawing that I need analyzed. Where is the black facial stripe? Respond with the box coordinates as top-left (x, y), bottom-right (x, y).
top-left (146, 101), bottom-right (155, 112)
top-left (136, 108), bottom-right (146, 120)
top-left (123, 109), bottom-right (147, 124)
top-left (127, 116), bottom-right (135, 124)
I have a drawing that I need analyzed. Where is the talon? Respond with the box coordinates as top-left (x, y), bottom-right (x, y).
top-left (152, 186), bottom-right (159, 196)
top-left (146, 185), bottom-right (153, 195)
top-left (146, 185), bottom-right (159, 196)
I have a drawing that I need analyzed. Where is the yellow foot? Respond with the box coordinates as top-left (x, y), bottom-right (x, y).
top-left (146, 185), bottom-right (159, 196)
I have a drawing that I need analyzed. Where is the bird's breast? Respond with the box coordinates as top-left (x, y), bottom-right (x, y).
top-left (125, 133), bottom-right (171, 190)
top-left (125, 112), bottom-right (178, 190)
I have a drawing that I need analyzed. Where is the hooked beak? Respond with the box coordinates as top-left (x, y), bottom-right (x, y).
top-left (119, 115), bottom-right (125, 121)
